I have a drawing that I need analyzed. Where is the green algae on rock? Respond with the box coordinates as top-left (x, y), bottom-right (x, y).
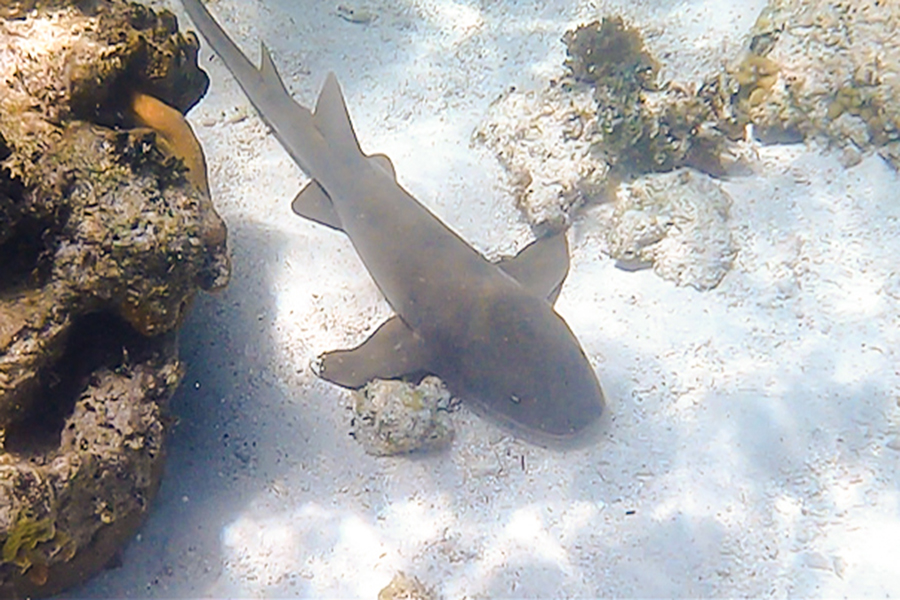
top-left (563, 17), bottom-right (733, 179)
top-left (475, 15), bottom-right (745, 290)
top-left (476, 15), bottom-right (739, 233)
top-left (563, 16), bottom-right (659, 92)
top-left (0, 0), bottom-right (228, 596)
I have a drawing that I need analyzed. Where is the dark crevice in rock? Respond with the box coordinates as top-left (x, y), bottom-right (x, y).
top-left (3, 311), bottom-right (158, 456)
top-left (1, 148), bottom-right (25, 223)
top-left (93, 79), bottom-right (140, 130)
top-left (0, 131), bottom-right (11, 161)
top-left (113, 128), bottom-right (184, 188)
top-left (0, 216), bottom-right (57, 297)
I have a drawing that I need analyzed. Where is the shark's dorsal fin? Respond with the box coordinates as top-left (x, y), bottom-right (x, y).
top-left (259, 42), bottom-right (291, 99)
top-left (313, 73), bottom-right (363, 155)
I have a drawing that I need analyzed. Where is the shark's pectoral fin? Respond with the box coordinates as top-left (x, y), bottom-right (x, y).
top-left (496, 230), bottom-right (570, 304)
top-left (315, 315), bottom-right (432, 388)
top-left (291, 181), bottom-right (344, 231)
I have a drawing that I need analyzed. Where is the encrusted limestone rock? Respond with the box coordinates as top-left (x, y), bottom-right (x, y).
top-left (725, 0), bottom-right (900, 167)
top-left (474, 82), bottom-right (608, 232)
top-left (0, 1), bottom-right (228, 596)
top-left (604, 169), bottom-right (735, 291)
top-left (378, 572), bottom-right (435, 600)
top-left (350, 377), bottom-right (456, 456)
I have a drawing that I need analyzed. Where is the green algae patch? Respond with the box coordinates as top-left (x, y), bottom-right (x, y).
top-left (563, 16), bottom-right (659, 92)
top-left (1, 515), bottom-right (55, 569)
top-left (563, 16), bottom-right (731, 179)
top-left (0, 508), bottom-right (77, 590)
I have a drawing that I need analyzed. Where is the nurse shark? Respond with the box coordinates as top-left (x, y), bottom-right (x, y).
top-left (181, 0), bottom-right (605, 441)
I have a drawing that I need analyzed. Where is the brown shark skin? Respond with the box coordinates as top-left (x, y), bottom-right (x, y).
top-left (181, 0), bottom-right (605, 440)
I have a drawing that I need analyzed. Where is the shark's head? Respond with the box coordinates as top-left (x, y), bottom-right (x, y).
top-left (442, 291), bottom-right (606, 441)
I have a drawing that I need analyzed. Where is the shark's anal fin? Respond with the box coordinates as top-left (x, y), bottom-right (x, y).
top-left (495, 230), bottom-right (570, 304)
top-left (316, 315), bottom-right (432, 388)
top-left (291, 181), bottom-right (344, 231)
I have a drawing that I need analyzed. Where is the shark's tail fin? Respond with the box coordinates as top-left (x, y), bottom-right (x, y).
top-left (183, 0), bottom-right (372, 181)
top-left (312, 74), bottom-right (365, 160)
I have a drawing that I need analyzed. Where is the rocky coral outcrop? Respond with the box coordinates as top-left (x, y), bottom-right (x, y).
top-left (0, 1), bottom-right (229, 596)
top-left (350, 377), bottom-right (457, 456)
top-left (731, 0), bottom-right (900, 167)
top-left (473, 82), bottom-right (608, 234)
top-left (475, 17), bottom-right (739, 236)
top-left (475, 16), bottom-right (740, 289)
top-left (605, 169), bottom-right (735, 291)
top-left (476, 2), bottom-right (900, 290)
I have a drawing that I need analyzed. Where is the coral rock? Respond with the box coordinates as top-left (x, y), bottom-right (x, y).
top-left (0, 1), bottom-right (228, 596)
top-left (604, 169), bottom-right (735, 291)
top-left (351, 377), bottom-right (456, 456)
top-left (733, 0), bottom-right (900, 165)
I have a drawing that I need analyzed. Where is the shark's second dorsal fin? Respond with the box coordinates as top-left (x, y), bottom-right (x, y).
top-left (259, 42), bottom-right (291, 99)
top-left (313, 73), bottom-right (363, 156)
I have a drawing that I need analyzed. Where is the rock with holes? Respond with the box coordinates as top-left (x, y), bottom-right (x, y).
top-left (603, 168), bottom-right (735, 291)
top-left (0, 1), bottom-right (228, 596)
top-left (351, 377), bottom-right (457, 456)
top-left (473, 81), bottom-right (610, 233)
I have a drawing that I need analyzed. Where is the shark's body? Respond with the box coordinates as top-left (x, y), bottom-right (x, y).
top-left (182, 0), bottom-right (605, 440)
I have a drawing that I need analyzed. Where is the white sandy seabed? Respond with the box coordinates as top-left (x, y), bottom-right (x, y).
top-left (70, 0), bottom-right (900, 598)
